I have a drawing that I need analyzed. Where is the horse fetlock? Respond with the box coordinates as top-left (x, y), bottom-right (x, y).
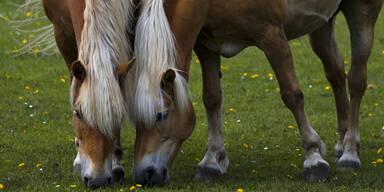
top-left (334, 142), bottom-right (344, 162)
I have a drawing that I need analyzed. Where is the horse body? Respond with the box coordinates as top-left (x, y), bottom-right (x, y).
top-left (131, 0), bottom-right (383, 185)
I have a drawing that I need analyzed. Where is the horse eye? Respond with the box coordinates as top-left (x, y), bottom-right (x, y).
top-left (75, 110), bottom-right (83, 119)
top-left (156, 110), bottom-right (169, 122)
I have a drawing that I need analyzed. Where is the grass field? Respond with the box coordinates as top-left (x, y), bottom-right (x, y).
top-left (1, 1), bottom-right (384, 192)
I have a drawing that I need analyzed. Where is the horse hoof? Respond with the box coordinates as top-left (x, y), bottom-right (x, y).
top-left (337, 160), bottom-right (361, 171)
top-left (112, 167), bottom-right (125, 183)
top-left (304, 162), bottom-right (330, 182)
top-left (194, 167), bottom-right (222, 182)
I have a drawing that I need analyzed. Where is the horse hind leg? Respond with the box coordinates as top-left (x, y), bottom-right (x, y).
top-left (337, 0), bottom-right (384, 171)
top-left (260, 26), bottom-right (329, 182)
top-left (193, 40), bottom-right (229, 182)
top-left (309, 20), bottom-right (349, 162)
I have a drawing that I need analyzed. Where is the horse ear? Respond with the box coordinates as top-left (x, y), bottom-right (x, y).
top-left (117, 56), bottom-right (136, 78)
top-left (161, 69), bottom-right (176, 88)
top-left (71, 60), bottom-right (86, 82)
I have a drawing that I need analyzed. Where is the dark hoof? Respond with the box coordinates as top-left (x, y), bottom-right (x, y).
top-left (112, 167), bottom-right (125, 183)
top-left (194, 167), bottom-right (223, 182)
top-left (304, 163), bottom-right (330, 182)
top-left (337, 160), bottom-right (361, 172)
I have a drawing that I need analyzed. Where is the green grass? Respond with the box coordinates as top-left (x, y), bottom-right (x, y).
top-left (1, 2), bottom-right (384, 191)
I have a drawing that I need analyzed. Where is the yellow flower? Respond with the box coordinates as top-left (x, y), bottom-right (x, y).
top-left (29, 34), bottom-right (35, 39)
top-left (136, 184), bottom-right (142, 187)
top-left (372, 161), bottom-right (377, 164)
top-left (377, 148), bottom-right (383, 154)
top-left (0, 184), bottom-right (3, 189)
top-left (34, 48), bottom-right (39, 53)
top-left (70, 185), bottom-right (77, 188)
top-left (5, 74), bottom-right (10, 79)
top-left (120, 189), bottom-right (124, 192)
top-left (18, 163), bottom-right (25, 167)
top-left (377, 158), bottom-right (383, 163)
top-left (287, 174), bottom-right (293, 179)
top-left (196, 59), bottom-right (200, 64)
top-left (130, 186), bottom-right (136, 191)
top-left (26, 12), bottom-right (31, 17)
top-left (44, 112), bottom-right (48, 115)
top-left (298, 153), bottom-right (302, 157)
top-left (353, 172), bottom-right (358, 176)
top-left (268, 73), bottom-right (273, 78)
top-left (221, 66), bottom-right (228, 71)
top-left (275, 144), bottom-right (280, 148)
top-left (243, 72), bottom-right (248, 77)
top-left (344, 60), bottom-right (349, 65)
top-left (192, 102), bottom-right (198, 106)
top-left (290, 163), bottom-right (297, 168)
top-left (275, 88), bottom-right (280, 92)
top-left (4, 160), bottom-right (10, 163)
top-left (372, 132), bottom-right (376, 137)
top-left (69, 138), bottom-right (74, 143)
top-left (25, 86), bottom-right (30, 90)
top-left (53, 182), bottom-right (56, 185)
top-left (324, 86), bottom-right (330, 91)
top-left (288, 125), bottom-right (294, 129)
top-left (36, 163), bottom-right (41, 168)
top-left (224, 142), bottom-right (229, 146)
top-left (237, 189), bottom-right (243, 192)
top-left (234, 163), bottom-right (240, 167)
top-left (195, 158), bottom-right (200, 162)
top-left (22, 39), bottom-right (28, 44)
top-left (34, 89), bottom-right (39, 94)
top-left (229, 108), bottom-right (235, 112)
top-left (243, 143), bottom-right (249, 148)
top-left (382, 50), bottom-right (384, 55)
top-left (265, 89), bottom-right (269, 93)
top-left (374, 103), bottom-right (379, 107)
top-left (251, 169), bottom-right (257, 173)
top-left (60, 78), bottom-right (66, 83)
top-left (63, 75), bottom-right (69, 79)
top-left (368, 113), bottom-right (372, 117)
top-left (19, 96), bottom-right (23, 100)
top-left (251, 74), bottom-right (259, 78)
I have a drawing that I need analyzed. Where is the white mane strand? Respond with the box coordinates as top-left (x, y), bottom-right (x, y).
top-left (76, 0), bottom-right (134, 137)
top-left (124, 0), bottom-right (189, 126)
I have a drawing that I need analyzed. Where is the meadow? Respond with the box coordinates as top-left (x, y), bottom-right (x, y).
top-left (1, 1), bottom-right (384, 191)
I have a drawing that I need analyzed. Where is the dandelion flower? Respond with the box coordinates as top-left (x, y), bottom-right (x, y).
top-left (229, 108), bottom-right (235, 112)
top-left (4, 160), bottom-right (10, 163)
top-left (196, 59), bottom-right (200, 64)
top-left (5, 74), bottom-right (10, 79)
top-left (18, 163), bottom-right (25, 167)
top-left (251, 74), bottom-right (259, 78)
top-left (60, 78), bottom-right (65, 83)
top-left (234, 163), bottom-right (240, 167)
top-left (34, 89), bottom-right (39, 94)
top-left (377, 158), bottom-right (383, 163)
top-left (275, 88), bottom-right (280, 92)
top-left (243, 72), bottom-right (248, 77)
top-left (22, 39), bottom-right (28, 44)
top-left (136, 184), bottom-right (142, 187)
top-left (69, 138), bottom-right (74, 143)
top-left (344, 60), bottom-right (349, 65)
top-left (36, 163), bottom-right (41, 168)
top-left (25, 86), bottom-right (30, 90)
top-left (288, 125), bottom-right (294, 129)
top-left (275, 144), bottom-right (280, 148)
top-left (265, 89), bottom-right (269, 93)
top-left (252, 169), bottom-right (257, 173)
top-left (19, 96), bottom-right (23, 100)
top-left (243, 143), bottom-right (249, 148)
top-left (29, 34), bottom-right (35, 39)
top-left (192, 102), bottom-right (197, 106)
top-left (368, 113), bottom-right (372, 117)
top-left (324, 86), bottom-right (330, 91)
top-left (374, 103), bottom-right (379, 107)
top-left (130, 186), bottom-right (136, 191)
top-left (268, 73), bottom-right (273, 78)
top-left (382, 50), bottom-right (384, 55)
top-left (120, 189), bottom-right (124, 192)
top-left (287, 174), bottom-right (293, 179)
top-left (70, 185), bottom-right (77, 188)
top-left (377, 148), bottom-right (383, 154)
top-left (353, 172), bottom-right (358, 176)
top-left (26, 12), bottom-right (31, 17)
top-left (290, 163), bottom-right (297, 168)
top-left (0, 184), bottom-right (3, 189)
top-left (53, 182), bottom-right (56, 185)
top-left (237, 189), bottom-right (243, 192)
top-left (221, 66), bottom-right (228, 71)
top-left (195, 158), bottom-right (200, 162)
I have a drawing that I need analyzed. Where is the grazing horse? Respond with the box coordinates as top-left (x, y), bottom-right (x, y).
top-left (126, 0), bottom-right (384, 186)
top-left (42, 0), bottom-right (135, 189)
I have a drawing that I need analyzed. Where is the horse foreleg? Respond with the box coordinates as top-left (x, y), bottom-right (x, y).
top-left (193, 40), bottom-right (229, 182)
top-left (260, 26), bottom-right (329, 182)
top-left (112, 130), bottom-right (124, 183)
top-left (337, 0), bottom-right (384, 171)
top-left (309, 20), bottom-right (349, 162)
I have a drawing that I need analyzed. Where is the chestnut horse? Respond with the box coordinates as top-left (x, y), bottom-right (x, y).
top-left (126, 0), bottom-right (384, 186)
top-left (42, 0), bottom-right (136, 189)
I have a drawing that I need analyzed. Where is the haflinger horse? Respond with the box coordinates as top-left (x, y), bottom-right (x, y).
top-left (42, 0), bottom-right (137, 189)
top-left (125, 0), bottom-right (384, 186)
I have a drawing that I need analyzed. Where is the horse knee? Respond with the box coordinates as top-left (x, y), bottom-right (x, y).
top-left (281, 90), bottom-right (304, 111)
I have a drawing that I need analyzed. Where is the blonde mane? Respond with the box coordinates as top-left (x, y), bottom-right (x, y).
top-left (123, 0), bottom-right (189, 126)
top-left (74, 0), bottom-right (134, 137)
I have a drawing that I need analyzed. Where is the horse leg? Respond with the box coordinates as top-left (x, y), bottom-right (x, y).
top-left (309, 20), bottom-right (349, 162)
top-left (193, 40), bottom-right (229, 181)
top-left (112, 130), bottom-right (124, 182)
top-left (260, 26), bottom-right (329, 182)
top-left (337, 0), bottom-right (384, 171)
